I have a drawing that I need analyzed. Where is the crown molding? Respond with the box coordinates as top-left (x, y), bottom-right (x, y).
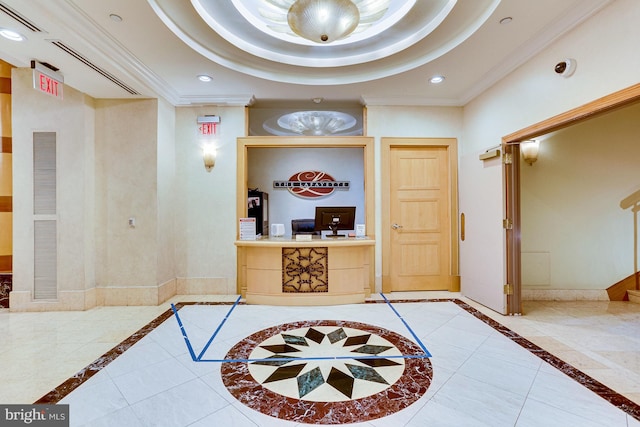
top-left (175, 95), bottom-right (255, 107)
top-left (361, 96), bottom-right (463, 107)
top-left (36, 0), bottom-right (182, 104)
top-left (460, 0), bottom-right (613, 105)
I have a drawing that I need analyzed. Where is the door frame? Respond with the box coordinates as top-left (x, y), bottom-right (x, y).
top-left (381, 138), bottom-right (459, 293)
top-left (503, 82), bottom-right (640, 315)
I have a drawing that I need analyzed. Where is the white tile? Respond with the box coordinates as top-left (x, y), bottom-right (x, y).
top-left (188, 405), bottom-right (260, 427)
top-left (75, 406), bottom-right (141, 427)
top-left (111, 357), bottom-right (197, 404)
top-left (3, 299), bottom-right (639, 426)
top-left (427, 341), bottom-right (474, 372)
top-left (456, 352), bottom-right (539, 397)
top-left (407, 399), bottom-right (495, 427)
top-left (424, 372), bottom-right (526, 426)
top-left (628, 413), bottom-right (640, 427)
top-left (424, 323), bottom-right (491, 353)
top-left (60, 377), bottom-right (128, 426)
top-left (516, 398), bottom-right (626, 427)
top-left (103, 340), bottom-right (175, 379)
top-left (128, 378), bottom-right (230, 427)
top-left (228, 399), bottom-right (300, 427)
top-left (473, 334), bottom-right (542, 369)
top-left (527, 370), bottom-right (628, 425)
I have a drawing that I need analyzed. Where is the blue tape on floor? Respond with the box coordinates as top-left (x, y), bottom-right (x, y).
top-left (380, 293), bottom-right (432, 357)
top-left (172, 295), bottom-right (431, 363)
top-left (171, 303), bottom-right (197, 361)
top-left (196, 295), bottom-right (242, 361)
top-left (197, 354), bottom-right (429, 363)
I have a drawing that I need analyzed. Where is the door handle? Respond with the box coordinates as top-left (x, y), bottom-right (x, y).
top-left (391, 223), bottom-right (403, 230)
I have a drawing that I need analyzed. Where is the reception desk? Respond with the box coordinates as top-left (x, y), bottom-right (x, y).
top-left (235, 237), bottom-right (375, 305)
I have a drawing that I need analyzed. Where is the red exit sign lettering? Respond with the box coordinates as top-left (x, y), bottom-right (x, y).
top-left (32, 69), bottom-right (64, 99)
top-left (199, 123), bottom-right (218, 135)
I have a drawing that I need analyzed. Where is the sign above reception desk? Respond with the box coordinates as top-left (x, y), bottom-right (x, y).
top-left (273, 170), bottom-right (349, 199)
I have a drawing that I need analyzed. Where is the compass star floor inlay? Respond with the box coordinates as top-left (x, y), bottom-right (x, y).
top-left (222, 320), bottom-right (432, 424)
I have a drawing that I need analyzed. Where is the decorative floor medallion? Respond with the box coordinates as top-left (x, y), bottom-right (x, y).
top-left (221, 319), bottom-right (432, 424)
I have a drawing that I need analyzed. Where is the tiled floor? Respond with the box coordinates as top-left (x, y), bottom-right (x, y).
top-left (1, 292), bottom-right (639, 426)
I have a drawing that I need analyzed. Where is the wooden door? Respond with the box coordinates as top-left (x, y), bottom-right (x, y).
top-left (388, 146), bottom-right (451, 290)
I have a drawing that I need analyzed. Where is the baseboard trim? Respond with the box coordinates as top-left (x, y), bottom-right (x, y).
top-left (522, 289), bottom-right (609, 301)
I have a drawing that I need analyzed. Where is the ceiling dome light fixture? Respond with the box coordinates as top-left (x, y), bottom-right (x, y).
top-left (260, 0), bottom-right (391, 44)
top-left (276, 111), bottom-right (357, 135)
top-left (289, 0), bottom-right (359, 43)
top-left (429, 74), bottom-right (445, 84)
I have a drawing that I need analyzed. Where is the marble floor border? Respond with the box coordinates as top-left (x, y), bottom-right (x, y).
top-left (34, 299), bottom-right (640, 423)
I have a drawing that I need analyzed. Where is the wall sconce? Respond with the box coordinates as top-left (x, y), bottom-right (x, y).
top-left (203, 144), bottom-right (216, 172)
top-left (520, 140), bottom-right (539, 165)
top-left (197, 115), bottom-right (220, 172)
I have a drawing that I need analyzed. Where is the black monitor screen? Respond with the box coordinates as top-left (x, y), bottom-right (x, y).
top-left (314, 206), bottom-right (356, 237)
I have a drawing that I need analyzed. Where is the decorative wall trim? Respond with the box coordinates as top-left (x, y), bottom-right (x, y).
top-left (0, 255), bottom-right (11, 272)
top-left (8, 289), bottom-right (96, 311)
top-left (1, 137), bottom-right (10, 153)
top-left (0, 76), bottom-right (10, 94)
top-left (0, 196), bottom-right (11, 211)
top-left (96, 280), bottom-right (177, 306)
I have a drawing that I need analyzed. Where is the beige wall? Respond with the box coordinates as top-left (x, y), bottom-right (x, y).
top-left (11, 70), bottom-right (176, 310)
top-left (94, 99), bottom-right (158, 287)
top-left (461, 0), bottom-right (640, 307)
top-left (11, 67), bottom-right (97, 310)
top-left (174, 106), bottom-right (245, 295)
top-left (365, 105), bottom-right (463, 291)
top-left (521, 102), bottom-right (640, 290)
top-left (156, 97), bottom-right (177, 295)
top-left (7, 0), bottom-right (640, 310)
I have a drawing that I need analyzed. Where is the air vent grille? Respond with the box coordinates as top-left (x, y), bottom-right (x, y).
top-left (51, 41), bottom-right (141, 95)
top-left (0, 2), bottom-right (43, 32)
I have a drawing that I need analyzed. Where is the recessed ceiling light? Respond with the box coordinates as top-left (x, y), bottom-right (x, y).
top-left (0, 28), bottom-right (25, 42)
top-left (429, 75), bottom-right (445, 84)
top-left (109, 14), bottom-right (123, 23)
top-left (198, 74), bottom-right (212, 82)
top-left (500, 17), bottom-right (513, 25)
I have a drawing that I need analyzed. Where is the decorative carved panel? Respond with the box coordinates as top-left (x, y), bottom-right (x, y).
top-left (282, 247), bottom-right (328, 293)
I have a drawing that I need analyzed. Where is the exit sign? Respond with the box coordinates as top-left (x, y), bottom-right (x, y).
top-left (199, 122), bottom-right (218, 135)
top-left (31, 61), bottom-right (64, 100)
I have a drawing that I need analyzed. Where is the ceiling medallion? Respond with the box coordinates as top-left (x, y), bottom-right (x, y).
top-left (157, 0), bottom-right (497, 83)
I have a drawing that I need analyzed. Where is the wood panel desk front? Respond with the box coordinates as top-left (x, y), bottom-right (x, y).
top-left (235, 237), bottom-right (375, 305)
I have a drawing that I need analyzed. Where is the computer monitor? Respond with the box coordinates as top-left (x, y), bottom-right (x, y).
top-left (314, 206), bottom-right (356, 238)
